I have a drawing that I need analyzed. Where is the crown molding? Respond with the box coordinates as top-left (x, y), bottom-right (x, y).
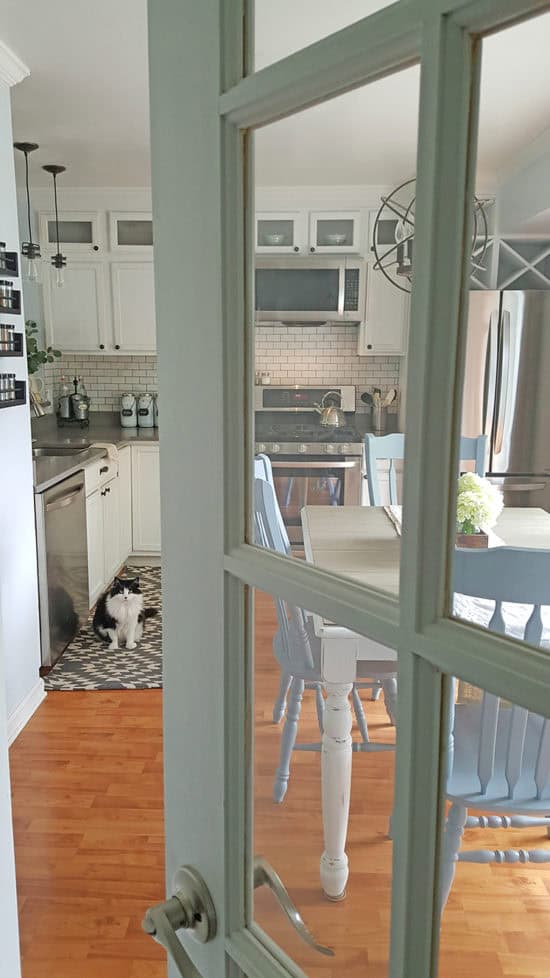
top-left (0, 39), bottom-right (30, 87)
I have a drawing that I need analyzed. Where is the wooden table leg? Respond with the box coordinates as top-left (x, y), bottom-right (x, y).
top-left (320, 681), bottom-right (353, 900)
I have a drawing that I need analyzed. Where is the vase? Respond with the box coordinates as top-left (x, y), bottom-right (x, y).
top-left (456, 530), bottom-right (489, 548)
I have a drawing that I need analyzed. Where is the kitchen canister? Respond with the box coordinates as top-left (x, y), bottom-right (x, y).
top-left (137, 392), bottom-right (155, 428)
top-left (0, 280), bottom-right (16, 310)
top-left (153, 393), bottom-right (159, 427)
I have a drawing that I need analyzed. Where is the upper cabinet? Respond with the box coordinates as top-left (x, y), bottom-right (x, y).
top-left (356, 210), bottom-right (410, 356)
top-left (39, 211), bottom-right (103, 256)
top-left (43, 261), bottom-right (109, 353)
top-left (109, 212), bottom-right (154, 254)
top-left (308, 211), bottom-right (362, 254)
top-left (111, 261), bottom-right (156, 353)
top-left (256, 212), bottom-right (306, 254)
top-left (255, 209), bottom-right (362, 255)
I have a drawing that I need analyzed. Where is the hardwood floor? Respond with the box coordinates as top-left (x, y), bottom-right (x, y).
top-left (9, 590), bottom-right (550, 977)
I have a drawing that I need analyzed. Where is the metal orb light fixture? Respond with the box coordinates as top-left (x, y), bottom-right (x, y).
top-left (13, 142), bottom-right (41, 282)
top-left (42, 163), bottom-right (67, 288)
top-left (371, 177), bottom-right (489, 294)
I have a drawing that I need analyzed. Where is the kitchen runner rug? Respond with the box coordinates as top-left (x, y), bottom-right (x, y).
top-left (44, 565), bottom-right (162, 691)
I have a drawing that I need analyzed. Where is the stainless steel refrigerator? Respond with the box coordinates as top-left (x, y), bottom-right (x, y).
top-left (463, 291), bottom-right (550, 511)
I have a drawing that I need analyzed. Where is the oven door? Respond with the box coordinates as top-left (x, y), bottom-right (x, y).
top-left (269, 455), bottom-right (362, 549)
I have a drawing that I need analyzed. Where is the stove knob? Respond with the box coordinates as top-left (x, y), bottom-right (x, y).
top-left (256, 442), bottom-right (266, 453)
top-left (325, 443), bottom-right (335, 454)
top-left (298, 443), bottom-right (308, 453)
top-left (339, 443), bottom-right (349, 453)
top-left (270, 443), bottom-right (281, 453)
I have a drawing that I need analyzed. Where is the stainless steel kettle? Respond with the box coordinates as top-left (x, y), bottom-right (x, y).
top-left (313, 390), bottom-right (347, 427)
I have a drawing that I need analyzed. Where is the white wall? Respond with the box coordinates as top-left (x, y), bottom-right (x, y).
top-left (0, 90), bottom-right (43, 730)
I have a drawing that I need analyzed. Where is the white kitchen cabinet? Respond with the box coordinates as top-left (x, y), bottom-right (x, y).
top-left (308, 210), bottom-right (362, 254)
top-left (111, 261), bottom-right (157, 352)
top-left (357, 234), bottom-right (410, 356)
top-left (109, 212), bottom-right (153, 253)
top-left (255, 212), bottom-right (306, 254)
top-left (131, 445), bottom-right (161, 552)
top-left (43, 260), bottom-right (110, 353)
top-left (117, 446), bottom-right (133, 564)
top-left (86, 475), bottom-right (122, 607)
top-left (39, 210), bottom-right (103, 256)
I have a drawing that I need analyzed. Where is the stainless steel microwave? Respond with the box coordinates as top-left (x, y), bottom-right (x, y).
top-left (255, 256), bottom-right (366, 325)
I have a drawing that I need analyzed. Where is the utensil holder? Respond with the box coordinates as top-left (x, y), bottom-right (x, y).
top-left (372, 404), bottom-right (386, 433)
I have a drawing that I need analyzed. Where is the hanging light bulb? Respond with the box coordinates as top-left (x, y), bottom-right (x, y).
top-left (13, 142), bottom-right (42, 283)
top-left (42, 164), bottom-right (67, 288)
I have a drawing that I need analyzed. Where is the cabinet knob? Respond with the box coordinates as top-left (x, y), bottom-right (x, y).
top-left (367, 344), bottom-right (372, 350)
top-left (115, 344), bottom-right (120, 350)
top-left (99, 343), bottom-right (105, 350)
top-left (93, 245), bottom-right (99, 252)
top-left (293, 246), bottom-right (299, 252)
top-left (310, 247), bottom-right (315, 253)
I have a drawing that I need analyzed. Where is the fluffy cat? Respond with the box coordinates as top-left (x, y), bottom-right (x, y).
top-left (93, 576), bottom-right (158, 650)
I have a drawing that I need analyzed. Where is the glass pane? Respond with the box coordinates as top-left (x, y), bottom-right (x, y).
top-left (48, 220), bottom-right (93, 245)
top-left (253, 585), bottom-right (398, 973)
top-left (254, 0), bottom-right (399, 70)
top-left (258, 219), bottom-right (295, 248)
top-left (117, 220), bottom-right (153, 246)
top-left (316, 219), bottom-right (354, 248)
top-left (449, 11), bottom-right (550, 649)
top-left (438, 673), bottom-right (550, 978)
top-left (252, 66), bottom-right (420, 600)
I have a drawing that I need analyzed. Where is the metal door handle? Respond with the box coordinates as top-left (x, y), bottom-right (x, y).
top-left (254, 856), bottom-right (334, 956)
top-left (45, 487), bottom-right (83, 512)
top-left (142, 866), bottom-right (217, 977)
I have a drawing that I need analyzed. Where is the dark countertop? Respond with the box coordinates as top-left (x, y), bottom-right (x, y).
top-left (32, 413), bottom-right (159, 492)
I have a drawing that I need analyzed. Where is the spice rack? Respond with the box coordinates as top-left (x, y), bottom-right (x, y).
top-left (0, 246), bottom-right (18, 278)
top-left (0, 327), bottom-right (23, 357)
top-left (0, 378), bottom-right (26, 409)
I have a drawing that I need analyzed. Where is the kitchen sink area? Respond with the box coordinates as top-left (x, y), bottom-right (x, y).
top-left (32, 445), bottom-right (90, 458)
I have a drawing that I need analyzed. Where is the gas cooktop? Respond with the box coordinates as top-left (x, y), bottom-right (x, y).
top-left (255, 417), bottom-right (365, 456)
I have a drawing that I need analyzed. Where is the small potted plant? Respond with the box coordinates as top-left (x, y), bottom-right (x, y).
top-left (456, 472), bottom-right (503, 547)
top-left (25, 320), bottom-right (61, 375)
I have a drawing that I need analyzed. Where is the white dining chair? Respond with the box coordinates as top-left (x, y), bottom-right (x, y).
top-left (364, 433), bottom-right (487, 506)
top-left (440, 546), bottom-right (550, 911)
top-left (254, 476), bottom-right (396, 803)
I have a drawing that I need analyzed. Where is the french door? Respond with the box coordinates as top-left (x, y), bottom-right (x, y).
top-left (146, 1), bottom-right (550, 977)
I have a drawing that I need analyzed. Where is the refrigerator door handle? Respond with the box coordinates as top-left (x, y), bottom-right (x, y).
top-left (483, 310), bottom-right (499, 438)
top-left (494, 309), bottom-right (511, 456)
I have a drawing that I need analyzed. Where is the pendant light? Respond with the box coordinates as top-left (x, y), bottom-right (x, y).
top-left (13, 142), bottom-right (41, 282)
top-left (42, 164), bottom-right (67, 288)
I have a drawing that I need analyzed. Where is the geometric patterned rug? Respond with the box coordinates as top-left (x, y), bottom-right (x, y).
top-left (44, 565), bottom-right (162, 691)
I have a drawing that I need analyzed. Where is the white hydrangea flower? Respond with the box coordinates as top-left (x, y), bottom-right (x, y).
top-left (456, 472), bottom-right (503, 534)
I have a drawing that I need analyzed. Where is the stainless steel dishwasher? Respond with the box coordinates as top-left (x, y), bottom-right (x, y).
top-left (35, 471), bottom-right (89, 669)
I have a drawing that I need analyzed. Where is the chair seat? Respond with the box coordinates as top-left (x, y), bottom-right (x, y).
top-left (447, 704), bottom-right (550, 813)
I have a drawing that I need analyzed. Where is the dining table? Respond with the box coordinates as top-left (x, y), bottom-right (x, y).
top-left (301, 504), bottom-right (550, 900)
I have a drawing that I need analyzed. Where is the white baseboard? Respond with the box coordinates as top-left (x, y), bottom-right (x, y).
top-left (7, 680), bottom-right (46, 746)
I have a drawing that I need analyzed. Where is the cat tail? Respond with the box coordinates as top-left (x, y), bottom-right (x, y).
top-left (142, 607), bottom-right (158, 619)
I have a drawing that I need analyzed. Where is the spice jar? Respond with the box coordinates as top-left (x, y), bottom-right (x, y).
top-left (0, 280), bottom-right (15, 310)
top-left (0, 242), bottom-right (8, 274)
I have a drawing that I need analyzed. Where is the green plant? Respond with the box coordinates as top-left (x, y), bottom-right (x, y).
top-left (25, 320), bottom-right (61, 375)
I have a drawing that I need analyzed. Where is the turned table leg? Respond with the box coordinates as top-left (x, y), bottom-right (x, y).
top-left (320, 681), bottom-right (353, 900)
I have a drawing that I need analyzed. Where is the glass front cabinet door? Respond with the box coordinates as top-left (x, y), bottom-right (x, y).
top-left (255, 211), bottom-right (306, 253)
top-left (309, 210), bottom-right (362, 253)
top-left (38, 211), bottom-right (103, 255)
top-left (109, 212), bottom-right (154, 253)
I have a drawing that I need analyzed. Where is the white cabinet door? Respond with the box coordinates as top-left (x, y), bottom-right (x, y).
top-left (111, 261), bottom-right (156, 352)
top-left (103, 477), bottom-right (122, 582)
top-left (255, 211), bottom-right (306, 254)
top-left (43, 261), bottom-right (110, 353)
top-left (109, 212), bottom-right (154, 253)
top-left (131, 445), bottom-right (161, 552)
top-left (86, 488), bottom-right (105, 607)
top-left (39, 211), bottom-right (103, 256)
top-left (309, 210), bottom-right (362, 254)
top-left (117, 447), bottom-right (133, 564)
top-left (358, 260), bottom-right (410, 355)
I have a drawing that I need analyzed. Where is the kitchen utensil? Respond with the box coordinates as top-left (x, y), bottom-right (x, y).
top-left (120, 392), bottom-right (138, 428)
top-left (382, 388), bottom-right (397, 407)
top-left (361, 391), bottom-right (373, 406)
top-left (137, 392), bottom-right (155, 428)
top-left (58, 394), bottom-right (72, 419)
top-left (313, 390), bottom-right (347, 427)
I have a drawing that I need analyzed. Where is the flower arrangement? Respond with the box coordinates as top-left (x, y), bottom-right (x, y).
top-left (456, 472), bottom-right (503, 535)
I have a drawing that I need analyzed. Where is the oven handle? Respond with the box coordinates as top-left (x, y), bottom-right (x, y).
top-left (270, 460), bottom-right (359, 469)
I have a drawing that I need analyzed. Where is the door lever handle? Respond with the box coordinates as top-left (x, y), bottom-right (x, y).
top-left (254, 856), bottom-right (334, 956)
top-left (142, 866), bottom-right (217, 977)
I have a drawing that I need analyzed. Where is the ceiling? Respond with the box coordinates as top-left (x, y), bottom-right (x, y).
top-left (2, 1), bottom-right (550, 190)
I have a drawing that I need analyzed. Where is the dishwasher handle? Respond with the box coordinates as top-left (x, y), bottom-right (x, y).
top-left (45, 486), bottom-right (84, 513)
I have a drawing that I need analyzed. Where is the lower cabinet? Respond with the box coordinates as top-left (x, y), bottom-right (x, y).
top-left (131, 445), bottom-right (161, 553)
top-left (118, 446), bottom-right (133, 561)
top-left (86, 476), bottom-right (121, 607)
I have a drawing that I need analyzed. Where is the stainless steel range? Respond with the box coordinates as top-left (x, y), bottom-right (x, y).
top-left (255, 385), bottom-right (364, 549)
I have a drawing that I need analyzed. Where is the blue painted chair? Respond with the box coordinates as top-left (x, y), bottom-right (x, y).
top-left (254, 476), bottom-right (396, 803)
top-left (440, 546), bottom-right (550, 911)
top-left (364, 433), bottom-right (487, 506)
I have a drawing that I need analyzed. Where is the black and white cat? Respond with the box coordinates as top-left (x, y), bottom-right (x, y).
top-left (93, 577), bottom-right (158, 650)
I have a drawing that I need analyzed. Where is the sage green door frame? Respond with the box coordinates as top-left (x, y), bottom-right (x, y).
top-left (147, 2), bottom-right (550, 977)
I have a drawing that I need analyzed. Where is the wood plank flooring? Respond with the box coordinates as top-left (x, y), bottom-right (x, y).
top-left (9, 590), bottom-right (550, 977)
